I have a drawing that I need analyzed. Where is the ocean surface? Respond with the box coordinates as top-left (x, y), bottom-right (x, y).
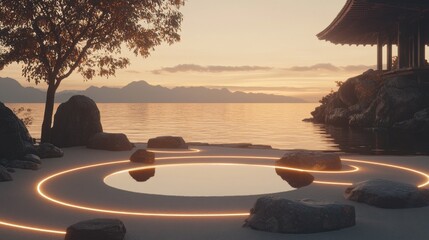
top-left (6, 103), bottom-right (429, 154)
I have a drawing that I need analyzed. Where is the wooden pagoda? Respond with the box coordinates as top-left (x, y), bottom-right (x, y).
top-left (318, 0), bottom-right (429, 72)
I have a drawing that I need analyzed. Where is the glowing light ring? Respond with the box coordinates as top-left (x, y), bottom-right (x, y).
top-left (36, 158), bottom-right (359, 219)
top-left (0, 220), bottom-right (65, 235)
top-left (342, 158), bottom-right (429, 188)
top-left (147, 148), bottom-right (201, 154)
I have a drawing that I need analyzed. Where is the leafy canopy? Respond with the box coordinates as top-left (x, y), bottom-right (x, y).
top-left (0, 0), bottom-right (184, 87)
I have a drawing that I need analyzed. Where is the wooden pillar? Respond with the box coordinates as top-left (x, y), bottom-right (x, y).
top-left (418, 20), bottom-right (426, 68)
top-left (387, 38), bottom-right (393, 71)
top-left (377, 34), bottom-right (383, 71)
top-left (398, 22), bottom-right (409, 68)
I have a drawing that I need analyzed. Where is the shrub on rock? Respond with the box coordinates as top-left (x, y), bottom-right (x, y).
top-left (244, 197), bottom-right (355, 233)
top-left (51, 95), bottom-right (103, 147)
top-left (87, 133), bottom-right (134, 151)
top-left (147, 136), bottom-right (188, 149)
top-left (344, 179), bottom-right (429, 208)
top-left (65, 218), bottom-right (126, 240)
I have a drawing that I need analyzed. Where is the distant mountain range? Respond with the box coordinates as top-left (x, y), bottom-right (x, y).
top-left (0, 77), bottom-right (305, 103)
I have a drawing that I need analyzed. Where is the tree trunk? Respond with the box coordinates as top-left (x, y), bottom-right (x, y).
top-left (41, 83), bottom-right (57, 143)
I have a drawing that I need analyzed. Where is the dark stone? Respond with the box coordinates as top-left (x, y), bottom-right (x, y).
top-left (51, 95), bottom-right (103, 147)
top-left (0, 165), bottom-right (12, 182)
top-left (344, 179), bottom-right (429, 208)
top-left (130, 149), bottom-right (155, 164)
top-left (244, 197), bottom-right (355, 233)
top-left (147, 136), bottom-right (188, 149)
top-left (22, 154), bottom-right (42, 164)
top-left (6, 168), bottom-right (15, 173)
top-left (325, 108), bottom-right (349, 126)
top-left (278, 150), bottom-right (342, 171)
top-left (87, 133), bottom-right (134, 151)
top-left (65, 218), bottom-right (126, 240)
top-left (0, 102), bottom-right (35, 160)
top-left (0, 159), bottom-right (40, 170)
top-left (129, 168), bottom-right (155, 182)
top-left (275, 167), bottom-right (314, 188)
top-left (393, 108), bottom-right (429, 134)
top-left (36, 143), bottom-right (64, 159)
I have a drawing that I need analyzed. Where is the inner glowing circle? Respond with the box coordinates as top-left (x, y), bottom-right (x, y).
top-left (104, 163), bottom-right (297, 197)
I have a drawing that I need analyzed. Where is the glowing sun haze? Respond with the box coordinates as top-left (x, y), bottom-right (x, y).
top-left (2, 0), bottom-right (380, 102)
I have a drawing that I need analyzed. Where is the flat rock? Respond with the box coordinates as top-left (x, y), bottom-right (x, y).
top-left (23, 154), bottom-right (42, 164)
top-left (0, 159), bottom-right (40, 170)
top-left (51, 95), bottom-right (103, 147)
top-left (65, 218), bottom-right (126, 240)
top-left (87, 133), bottom-right (134, 151)
top-left (147, 136), bottom-right (188, 149)
top-left (129, 149), bottom-right (155, 164)
top-left (344, 179), bottom-right (429, 208)
top-left (278, 150), bottom-right (342, 171)
top-left (0, 165), bottom-right (12, 182)
top-left (36, 143), bottom-right (64, 158)
top-left (244, 197), bottom-right (355, 233)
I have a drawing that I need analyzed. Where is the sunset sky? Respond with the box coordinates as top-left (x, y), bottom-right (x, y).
top-left (2, 0), bottom-right (382, 102)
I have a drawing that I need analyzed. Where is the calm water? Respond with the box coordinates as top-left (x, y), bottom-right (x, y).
top-left (7, 103), bottom-right (337, 151)
top-left (6, 103), bottom-right (429, 154)
top-left (104, 164), bottom-right (296, 197)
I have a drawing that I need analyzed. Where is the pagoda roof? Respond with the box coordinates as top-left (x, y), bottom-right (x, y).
top-left (317, 0), bottom-right (429, 45)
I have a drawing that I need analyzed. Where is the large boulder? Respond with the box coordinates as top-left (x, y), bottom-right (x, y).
top-left (375, 77), bottom-right (427, 128)
top-left (129, 149), bottom-right (155, 164)
top-left (344, 179), bottom-right (429, 208)
top-left (244, 197), bottom-right (355, 233)
top-left (278, 150), bottom-right (342, 171)
top-left (51, 95), bottom-right (103, 147)
top-left (65, 218), bottom-right (126, 240)
top-left (0, 102), bottom-right (35, 160)
top-left (0, 165), bottom-right (12, 182)
top-left (147, 136), bottom-right (188, 149)
top-left (36, 143), bottom-right (64, 159)
top-left (393, 108), bottom-right (429, 134)
top-left (87, 133), bottom-right (134, 151)
top-left (338, 69), bottom-right (380, 107)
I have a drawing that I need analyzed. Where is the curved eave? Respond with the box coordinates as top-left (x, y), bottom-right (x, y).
top-left (317, 0), bottom-right (429, 45)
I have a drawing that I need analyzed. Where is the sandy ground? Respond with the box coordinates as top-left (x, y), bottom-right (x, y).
top-left (1, 144), bottom-right (429, 240)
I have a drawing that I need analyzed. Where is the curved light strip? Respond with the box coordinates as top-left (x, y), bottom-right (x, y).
top-left (147, 148), bottom-right (201, 154)
top-left (342, 158), bottom-right (429, 188)
top-left (0, 220), bottom-right (65, 235)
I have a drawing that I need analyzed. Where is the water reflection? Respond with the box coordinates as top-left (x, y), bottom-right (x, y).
top-left (318, 125), bottom-right (429, 155)
top-left (275, 164), bottom-right (314, 188)
top-left (129, 168), bottom-right (155, 182)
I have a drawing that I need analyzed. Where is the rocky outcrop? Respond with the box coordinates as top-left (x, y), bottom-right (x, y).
top-left (51, 95), bottom-right (103, 147)
top-left (65, 218), bottom-right (126, 240)
top-left (87, 133), bottom-right (134, 151)
top-left (0, 159), bottom-right (40, 170)
top-left (130, 149), bottom-right (155, 164)
top-left (309, 70), bottom-right (429, 131)
top-left (393, 108), bottom-right (429, 134)
top-left (345, 179), bottom-right (429, 208)
top-left (36, 143), bottom-right (64, 159)
top-left (0, 165), bottom-right (12, 182)
top-left (278, 150), bottom-right (342, 171)
top-left (244, 197), bottom-right (355, 233)
top-left (147, 136), bottom-right (188, 149)
top-left (0, 102), bottom-right (35, 160)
